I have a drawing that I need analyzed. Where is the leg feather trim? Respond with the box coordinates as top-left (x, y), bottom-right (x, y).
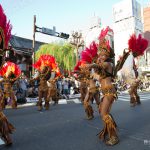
top-left (98, 114), bottom-right (117, 141)
top-left (0, 112), bottom-right (15, 145)
top-left (85, 105), bottom-right (94, 120)
top-left (130, 97), bottom-right (136, 107)
top-left (44, 102), bottom-right (49, 110)
top-left (12, 100), bottom-right (17, 109)
top-left (38, 101), bottom-right (43, 111)
top-left (136, 96), bottom-right (141, 104)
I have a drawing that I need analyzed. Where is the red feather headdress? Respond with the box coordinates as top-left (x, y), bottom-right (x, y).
top-left (33, 54), bottom-right (61, 76)
top-left (55, 67), bottom-right (61, 77)
top-left (98, 26), bottom-right (113, 57)
top-left (0, 5), bottom-right (12, 50)
top-left (128, 34), bottom-right (148, 57)
top-left (74, 60), bottom-right (87, 71)
top-left (81, 41), bottom-right (98, 63)
top-left (0, 61), bottom-right (21, 78)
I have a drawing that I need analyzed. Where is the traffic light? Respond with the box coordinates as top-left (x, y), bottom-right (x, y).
top-left (59, 32), bottom-right (69, 39)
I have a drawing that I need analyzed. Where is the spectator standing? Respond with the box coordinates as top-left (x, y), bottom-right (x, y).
top-left (62, 79), bottom-right (69, 99)
top-left (57, 78), bottom-right (63, 94)
top-left (18, 75), bottom-right (28, 100)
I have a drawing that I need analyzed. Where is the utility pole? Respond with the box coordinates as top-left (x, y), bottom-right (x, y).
top-left (70, 31), bottom-right (84, 63)
top-left (32, 15), bottom-right (36, 75)
top-left (31, 15), bottom-right (70, 76)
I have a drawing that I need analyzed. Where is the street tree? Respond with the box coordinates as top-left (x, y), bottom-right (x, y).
top-left (35, 43), bottom-right (76, 75)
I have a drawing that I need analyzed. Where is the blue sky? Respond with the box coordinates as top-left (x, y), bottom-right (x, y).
top-left (0, 0), bottom-right (149, 43)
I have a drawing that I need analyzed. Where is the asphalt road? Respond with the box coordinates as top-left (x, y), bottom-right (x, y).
top-left (1, 92), bottom-right (150, 150)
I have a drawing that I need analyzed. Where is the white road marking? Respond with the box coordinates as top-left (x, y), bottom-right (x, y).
top-left (72, 98), bottom-right (81, 104)
top-left (0, 138), bottom-right (4, 145)
top-left (58, 99), bottom-right (67, 104)
top-left (16, 92), bottom-right (150, 108)
top-left (118, 94), bottom-right (150, 101)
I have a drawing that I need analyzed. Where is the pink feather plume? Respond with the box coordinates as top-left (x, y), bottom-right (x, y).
top-left (128, 34), bottom-right (148, 57)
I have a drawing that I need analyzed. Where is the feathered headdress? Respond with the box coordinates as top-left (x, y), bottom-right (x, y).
top-left (0, 5), bottom-right (12, 66)
top-left (98, 26), bottom-right (114, 57)
top-left (0, 5), bottom-right (12, 51)
top-left (73, 60), bottom-right (89, 78)
top-left (81, 41), bottom-right (98, 63)
top-left (0, 61), bottom-right (21, 78)
top-left (128, 34), bottom-right (148, 57)
top-left (74, 60), bottom-right (87, 71)
top-left (33, 54), bottom-right (61, 76)
top-left (54, 66), bottom-right (61, 77)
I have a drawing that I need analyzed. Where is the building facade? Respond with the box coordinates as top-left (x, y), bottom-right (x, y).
top-left (7, 35), bottom-right (45, 77)
top-left (84, 15), bottom-right (114, 49)
top-left (141, 4), bottom-right (150, 77)
top-left (113, 0), bottom-right (143, 78)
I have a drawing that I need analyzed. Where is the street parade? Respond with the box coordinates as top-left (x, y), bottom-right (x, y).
top-left (0, 1), bottom-right (150, 150)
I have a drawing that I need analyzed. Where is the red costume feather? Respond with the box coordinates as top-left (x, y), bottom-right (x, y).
top-left (0, 61), bottom-right (21, 78)
top-left (0, 5), bottom-right (12, 49)
top-left (98, 26), bottom-right (110, 41)
top-left (81, 48), bottom-right (92, 63)
top-left (81, 41), bottom-right (98, 63)
top-left (128, 34), bottom-right (148, 57)
top-left (89, 41), bottom-right (98, 58)
top-left (33, 54), bottom-right (61, 76)
top-left (74, 60), bottom-right (87, 71)
top-left (33, 55), bottom-right (57, 70)
top-left (98, 26), bottom-right (113, 54)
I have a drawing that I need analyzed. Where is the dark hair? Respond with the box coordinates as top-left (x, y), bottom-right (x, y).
top-left (105, 58), bottom-right (114, 63)
top-left (109, 47), bottom-right (115, 58)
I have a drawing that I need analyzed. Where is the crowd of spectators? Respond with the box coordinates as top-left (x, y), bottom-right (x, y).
top-left (0, 73), bottom-right (150, 104)
top-left (116, 79), bottom-right (150, 93)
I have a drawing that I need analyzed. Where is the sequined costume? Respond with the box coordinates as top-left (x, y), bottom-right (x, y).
top-left (128, 34), bottom-right (148, 107)
top-left (79, 79), bottom-right (87, 103)
top-left (129, 79), bottom-right (141, 107)
top-left (74, 69), bottom-right (88, 104)
top-left (0, 4), bottom-right (15, 146)
top-left (86, 27), bottom-right (120, 146)
top-left (74, 42), bottom-right (100, 120)
top-left (90, 61), bottom-right (119, 145)
top-left (32, 55), bottom-right (60, 111)
top-left (47, 73), bottom-right (62, 105)
top-left (84, 78), bottom-right (100, 120)
top-left (90, 28), bottom-right (148, 146)
top-left (0, 62), bottom-right (21, 109)
top-left (0, 111), bottom-right (15, 145)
